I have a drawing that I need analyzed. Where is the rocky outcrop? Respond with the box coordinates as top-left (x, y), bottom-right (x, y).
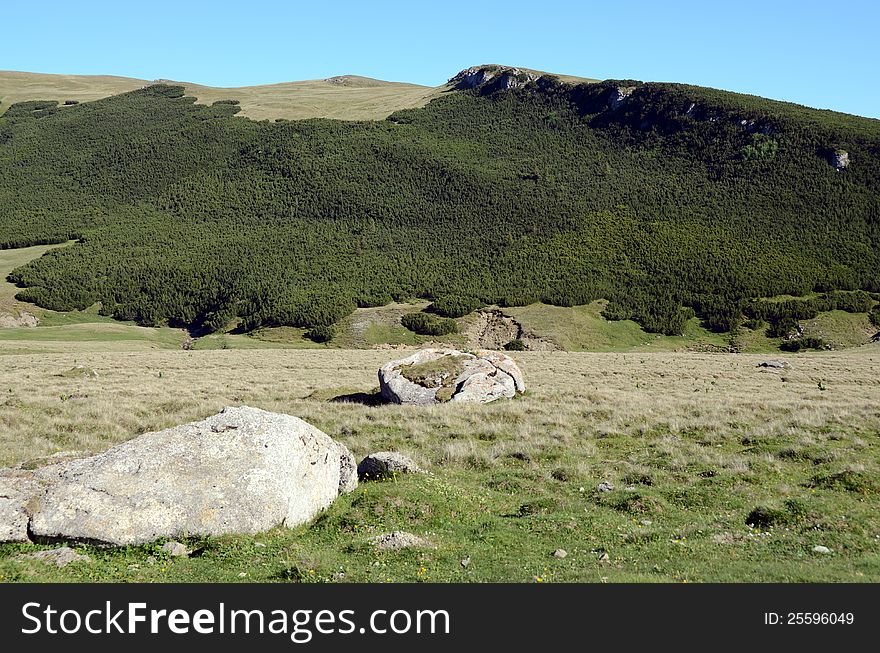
top-left (827, 149), bottom-right (850, 171)
top-left (0, 406), bottom-right (357, 546)
top-left (0, 311), bottom-right (38, 328)
top-left (450, 66), bottom-right (539, 93)
top-left (378, 348), bottom-right (525, 405)
top-left (607, 85), bottom-right (635, 110)
top-left (463, 309), bottom-right (560, 351)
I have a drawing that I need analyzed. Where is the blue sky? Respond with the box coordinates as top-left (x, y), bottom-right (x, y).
top-left (2, 0), bottom-right (877, 117)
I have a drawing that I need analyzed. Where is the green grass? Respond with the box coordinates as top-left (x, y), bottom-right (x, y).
top-left (801, 310), bottom-right (876, 348)
top-left (2, 463), bottom-right (877, 583)
top-left (505, 301), bottom-right (731, 352)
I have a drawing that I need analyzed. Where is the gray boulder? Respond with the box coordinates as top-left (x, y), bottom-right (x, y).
top-left (358, 452), bottom-right (424, 480)
top-left (2, 406), bottom-right (357, 546)
top-left (378, 348), bottom-right (525, 405)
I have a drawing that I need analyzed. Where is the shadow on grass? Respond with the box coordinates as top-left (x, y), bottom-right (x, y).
top-left (329, 391), bottom-right (389, 407)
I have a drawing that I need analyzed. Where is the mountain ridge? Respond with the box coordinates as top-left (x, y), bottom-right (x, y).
top-left (1, 65), bottom-right (878, 345)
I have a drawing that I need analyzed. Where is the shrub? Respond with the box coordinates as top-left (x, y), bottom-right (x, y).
top-left (401, 312), bottom-right (458, 336)
top-left (504, 339), bottom-right (525, 351)
top-left (429, 294), bottom-right (483, 318)
top-left (305, 324), bottom-right (335, 343)
top-left (768, 316), bottom-right (799, 338)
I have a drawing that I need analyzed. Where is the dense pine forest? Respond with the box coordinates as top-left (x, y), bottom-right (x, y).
top-left (1, 68), bottom-right (878, 335)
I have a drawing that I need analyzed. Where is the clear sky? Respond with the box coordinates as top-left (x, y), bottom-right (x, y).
top-left (2, 0), bottom-right (877, 118)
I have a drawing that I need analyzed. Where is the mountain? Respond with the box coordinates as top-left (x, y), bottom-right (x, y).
top-left (1, 65), bottom-right (878, 341)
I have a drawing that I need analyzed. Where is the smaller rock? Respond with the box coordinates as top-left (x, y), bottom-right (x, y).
top-left (254, 542), bottom-right (266, 548)
top-left (597, 481), bottom-right (615, 493)
top-left (757, 360), bottom-right (790, 369)
top-left (370, 531), bottom-right (432, 551)
top-left (161, 541), bottom-right (189, 557)
top-left (460, 556), bottom-right (471, 568)
top-left (20, 547), bottom-right (90, 568)
top-left (238, 572), bottom-right (247, 577)
top-left (640, 519), bottom-right (653, 526)
top-left (553, 548), bottom-right (568, 559)
top-left (598, 552), bottom-right (610, 562)
top-left (358, 452), bottom-right (424, 480)
top-left (812, 545), bottom-right (832, 554)
top-left (827, 149), bottom-right (850, 171)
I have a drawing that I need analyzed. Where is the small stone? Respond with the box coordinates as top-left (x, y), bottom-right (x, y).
top-left (640, 519), bottom-right (653, 526)
top-left (238, 572), bottom-right (247, 577)
top-left (332, 571), bottom-right (346, 581)
top-left (161, 541), bottom-right (189, 557)
top-left (254, 542), bottom-right (266, 548)
top-left (597, 481), bottom-right (615, 493)
top-left (19, 546), bottom-right (90, 568)
top-left (598, 552), bottom-right (610, 562)
top-left (357, 452), bottom-right (424, 480)
top-left (460, 556), bottom-right (471, 568)
top-left (553, 548), bottom-right (568, 559)
top-left (812, 545), bottom-right (832, 554)
top-left (757, 360), bottom-right (790, 369)
top-left (370, 531), bottom-right (432, 551)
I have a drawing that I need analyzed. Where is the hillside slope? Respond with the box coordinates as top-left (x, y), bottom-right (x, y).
top-left (1, 65), bottom-right (878, 340)
top-left (0, 70), bottom-right (441, 121)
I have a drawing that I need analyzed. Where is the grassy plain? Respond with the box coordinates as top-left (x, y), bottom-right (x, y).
top-left (1, 346), bottom-right (878, 583)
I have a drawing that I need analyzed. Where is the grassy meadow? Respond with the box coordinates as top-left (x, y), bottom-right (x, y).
top-left (2, 243), bottom-right (879, 582)
top-left (0, 70), bottom-right (442, 122)
top-left (1, 346), bottom-right (878, 583)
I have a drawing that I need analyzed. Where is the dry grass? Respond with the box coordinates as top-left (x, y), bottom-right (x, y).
top-left (0, 70), bottom-right (442, 122)
top-left (1, 347), bottom-right (877, 469)
top-left (2, 346), bottom-right (879, 582)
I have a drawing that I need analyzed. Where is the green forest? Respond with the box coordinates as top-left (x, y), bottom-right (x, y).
top-left (1, 71), bottom-right (878, 336)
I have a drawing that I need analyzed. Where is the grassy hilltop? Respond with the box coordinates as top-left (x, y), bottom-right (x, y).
top-left (0, 70), bottom-right (441, 122)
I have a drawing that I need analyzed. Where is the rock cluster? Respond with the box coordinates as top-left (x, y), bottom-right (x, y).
top-left (378, 348), bottom-right (525, 405)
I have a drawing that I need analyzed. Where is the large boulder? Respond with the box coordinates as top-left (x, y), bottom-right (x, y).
top-left (0, 406), bottom-right (357, 546)
top-left (378, 348), bottom-right (525, 405)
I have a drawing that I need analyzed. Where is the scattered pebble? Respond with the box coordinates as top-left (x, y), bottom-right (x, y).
top-left (161, 541), bottom-right (190, 557)
top-left (254, 542), bottom-right (266, 548)
top-left (460, 557), bottom-right (471, 568)
top-left (597, 481), bottom-right (615, 493)
top-left (598, 552), bottom-right (610, 562)
top-left (238, 572), bottom-right (248, 577)
top-left (812, 545), bottom-right (832, 554)
top-left (553, 548), bottom-right (568, 559)
top-left (640, 519), bottom-right (653, 526)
